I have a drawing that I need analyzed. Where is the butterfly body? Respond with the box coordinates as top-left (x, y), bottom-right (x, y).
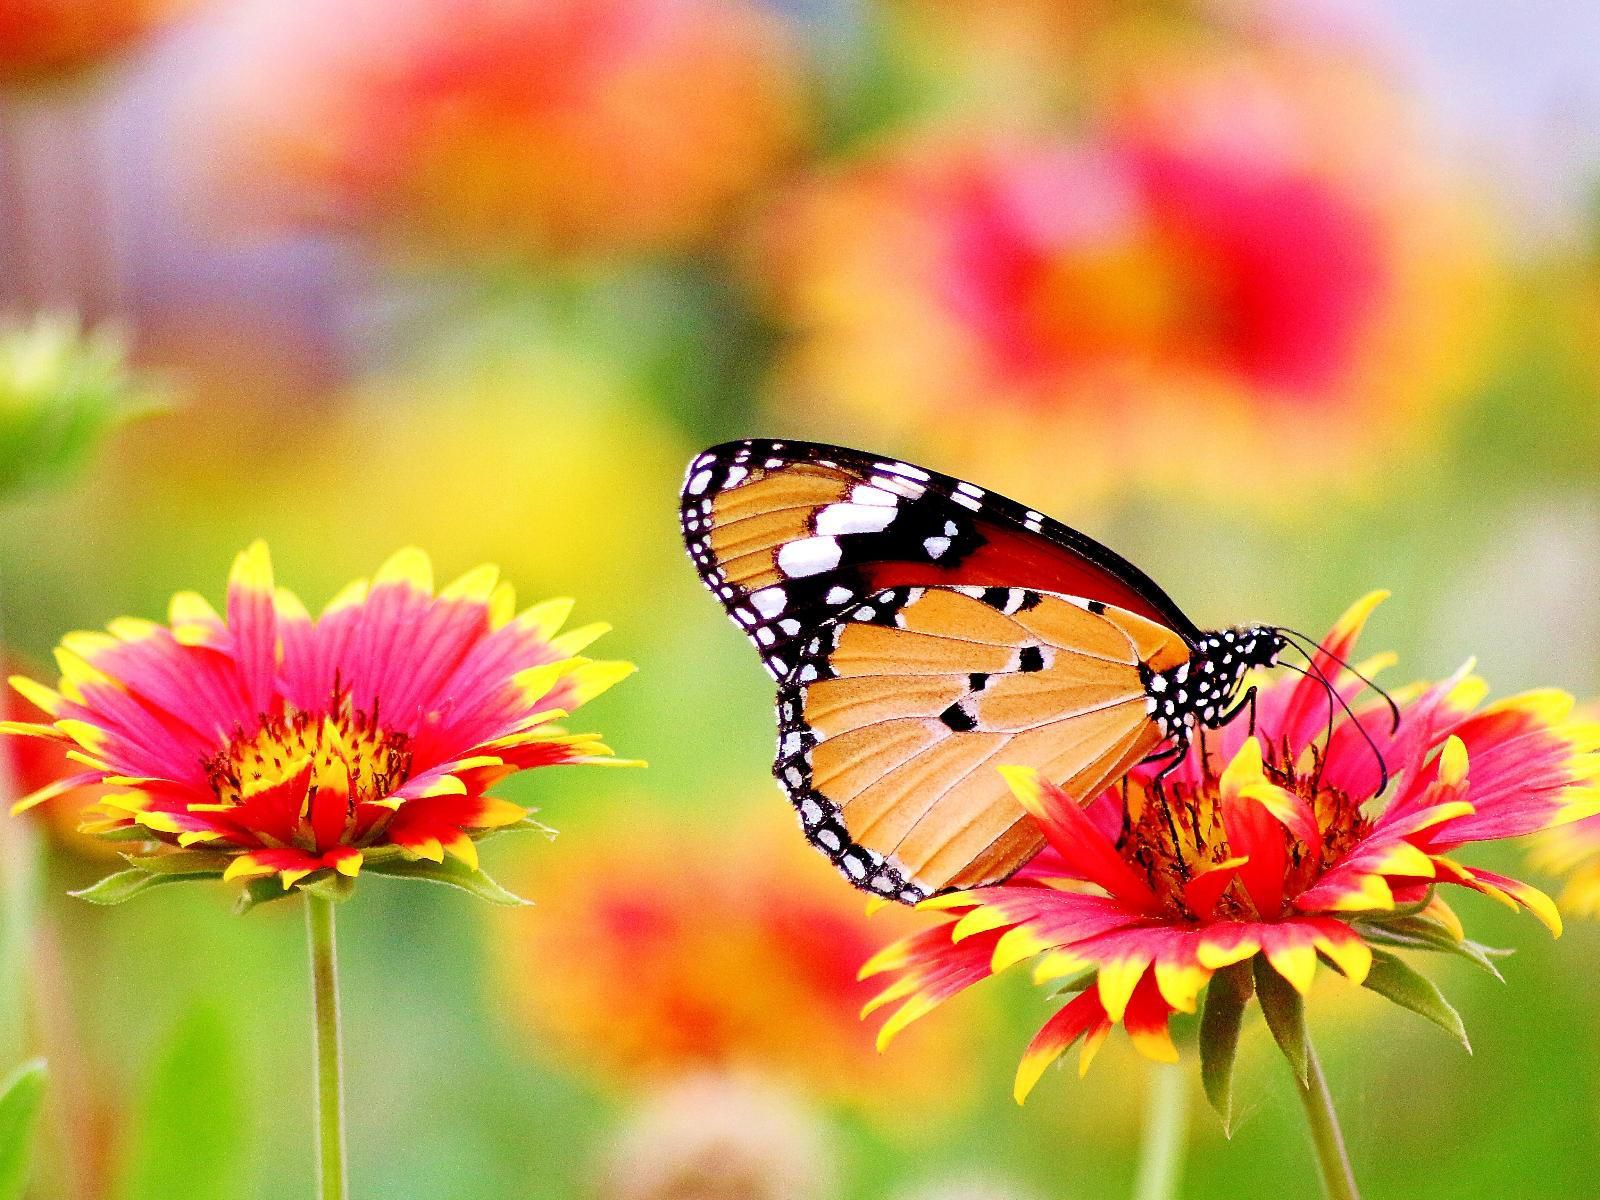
top-left (681, 439), bottom-right (1283, 902)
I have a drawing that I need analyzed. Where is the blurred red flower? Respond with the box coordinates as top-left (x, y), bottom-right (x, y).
top-left (757, 44), bottom-right (1495, 506)
top-left (185, 0), bottom-right (808, 260)
top-left (0, 0), bottom-right (186, 85)
top-left (494, 805), bottom-right (979, 1113)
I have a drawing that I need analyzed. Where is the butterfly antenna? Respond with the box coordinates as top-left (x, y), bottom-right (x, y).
top-left (1277, 654), bottom-right (1392, 797)
top-left (1273, 626), bottom-right (1401, 734)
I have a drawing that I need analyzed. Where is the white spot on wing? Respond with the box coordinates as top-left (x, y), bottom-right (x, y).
top-left (924, 535), bottom-right (951, 559)
top-left (687, 468), bottom-right (713, 495)
top-left (816, 503), bottom-right (897, 537)
top-left (751, 587), bottom-right (787, 618)
top-left (778, 537), bottom-right (842, 578)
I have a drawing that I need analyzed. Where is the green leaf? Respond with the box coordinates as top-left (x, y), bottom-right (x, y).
top-left (1354, 916), bottom-right (1509, 981)
top-left (1199, 963), bottom-right (1253, 1134)
top-left (1362, 948), bottom-right (1470, 1051)
top-left (363, 856), bottom-right (531, 905)
top-left (124, 851), bottom-right (233, 875)
top-left (70, 869), bottom-right (219, 906)
top-left (1253, 956), bottom-right (1308, 1086)
top-left (116, 1004), bottom-right (244, 1200)
top-left (508, 815), bottom-right (558, 840)
top-left (231, 876), bottom-right (292, 916)
top-left (0, 1059), bottom-right (47, 1200)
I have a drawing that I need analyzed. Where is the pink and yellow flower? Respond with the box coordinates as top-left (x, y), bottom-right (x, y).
top-left (494, 806), bottom-right (978, 1113)
top-left (756, 45), bottom-right (1495, 507)
top-left (862, 594), bottom-right (1600, 1103)
top-left (184, 0), bottom-right (807, 260)
top-left (2, 542), bottom-right (634, 902)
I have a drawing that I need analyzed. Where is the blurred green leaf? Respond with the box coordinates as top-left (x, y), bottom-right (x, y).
top-left (117, 1004), bottom-right (244, 1200)
top-left (125, 851), bottom-right (234, 875)
top-left (1362, 949), bottom-right (1471, 1051)
top-left (0, 1059), bottom-right (47, 1200)
top-left (1199, 964), bottom-right (1253, 1134)
top-left (1252, 957), bottom-right (1308, 1086)
top-left (70, 869), bottom-right (221, 906)
top-left (363, 857), bottom-right (531, 905)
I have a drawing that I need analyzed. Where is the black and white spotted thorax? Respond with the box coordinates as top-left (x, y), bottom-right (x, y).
top-left (1139, 625), bottom-right (1286, 740)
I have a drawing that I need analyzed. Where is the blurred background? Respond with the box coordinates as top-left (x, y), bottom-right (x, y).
top-left (1, 0), bottom-right (1599, 1197)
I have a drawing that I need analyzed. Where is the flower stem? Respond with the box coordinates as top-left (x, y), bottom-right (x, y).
top-left (306, 895), bottom-right (348, 1200)
top-left (1132, 1060), bottom-right (1189, 1200)
top-left (1293, 1035), bottom-right (1360, 1200)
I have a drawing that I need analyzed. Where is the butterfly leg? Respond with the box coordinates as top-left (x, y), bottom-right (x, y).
top-left (1150, 732), bottom-right (1192, 881)
top-left (1215, 685), bottom-right (1259, 736)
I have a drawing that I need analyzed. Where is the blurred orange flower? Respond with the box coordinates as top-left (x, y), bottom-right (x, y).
top-left (757, 43), bottom-right (1496, 508)
top-left (494, 804), bottom-right (979, 1113)
top-left (0, 0), bottom-right (186, 85)
top-left (185, 0), bottom-right (809, 260)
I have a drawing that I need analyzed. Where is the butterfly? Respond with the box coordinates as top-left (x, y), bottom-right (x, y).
top-left (680, 439), bottom-right (1381, 904)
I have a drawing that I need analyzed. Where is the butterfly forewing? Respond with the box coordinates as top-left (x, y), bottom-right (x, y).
top-left (775, 585), bottom-right (1190, 900)
top-left (681, 440), bottom-right (1200, 681)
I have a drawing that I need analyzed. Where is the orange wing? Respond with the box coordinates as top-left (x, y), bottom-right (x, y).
top-left (776, 585), bottom-right (1190, 900)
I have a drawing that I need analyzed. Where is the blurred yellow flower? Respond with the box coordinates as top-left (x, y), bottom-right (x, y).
top-left (184, 0), bottom-right (809, 260)
top-left (493, 803), bottom-right (981, 1115)
top-left (756, 41), bottom-right (1498, 509)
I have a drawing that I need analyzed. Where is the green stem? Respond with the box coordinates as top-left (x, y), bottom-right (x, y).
top-left (1293, 1035), bottom-right (1360, 1200)
top-left (1131, 1059), bottom-right (1189, 1200)
top-left (306, 895), bottom-right (348, 1200)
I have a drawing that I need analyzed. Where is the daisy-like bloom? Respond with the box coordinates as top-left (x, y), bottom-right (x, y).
top-left (0, 0), bottom-right (188, 85)
top-left (756, 44), bottom-right (1496, 509)
top-left (181, 0), bottom-right (807, 260)
top-left (494, 807), bottom-right (978, 1114)
top-left (2, 542), bottom-right (634, 906)
top-left (862, 594), bottom-right (1600, 1108)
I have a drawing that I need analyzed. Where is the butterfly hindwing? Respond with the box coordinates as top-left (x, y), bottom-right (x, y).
top-left (680, 440), bottom-right (1201, 681)
top-left (774, 585), bottom-right (1191, 900)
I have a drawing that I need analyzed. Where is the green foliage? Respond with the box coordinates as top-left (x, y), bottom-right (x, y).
top-left (1361, 949), bottom-right (1471, 1051)
top-left (1198, 964), bottom-right (1252, 1134)
top-left (69, 869), bottom-right (224, 906)
top-left (1252, 958), bottom-right (1308, 1086)
top-left (115, 1004), bottom-right (245, 1200)
top-left (362, 856), bottom-right (531, 905)
top-left (0, 1059), bottom-right (47, 1200)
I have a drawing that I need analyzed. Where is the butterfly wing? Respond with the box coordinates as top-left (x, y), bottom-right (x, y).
top-left (774, 585), bottom-right (1190, 900)
top-left (681, 439), bottom-right (1201, 682)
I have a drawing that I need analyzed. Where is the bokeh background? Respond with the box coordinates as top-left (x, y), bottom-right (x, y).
top-left (2, 1), bottom-right (1600, 1197)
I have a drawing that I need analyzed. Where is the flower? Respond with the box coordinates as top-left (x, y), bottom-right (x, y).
top-left (1, 654), bottom-right (116, 859)
top-left (756, 45), bottom-right (1495, 508)
top-left (861, 593), bottom-right (1600, 1107)
top-left (0, 0), bottom-right (187, 86)
top-left (182, 0), bottom-right (807, 260)
top-left (493, 806), bottom-right (978, 1113)
top-left (2, 542), bottom-right (635, 907)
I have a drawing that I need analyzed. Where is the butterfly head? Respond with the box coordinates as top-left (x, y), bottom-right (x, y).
top-left (1232, 625), bottom-right (1288, 670)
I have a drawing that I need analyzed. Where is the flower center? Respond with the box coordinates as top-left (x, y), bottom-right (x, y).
top-left (1118, 743), bottom-right (1371, 921)
top-left (204, 703), bottom-right (412, 811)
